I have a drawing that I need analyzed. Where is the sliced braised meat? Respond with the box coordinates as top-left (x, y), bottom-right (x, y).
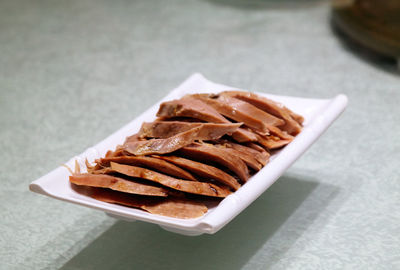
top-left (139, 121), bottom-right (241, 140)
top-left (222, 91), bottom-right (302, 135)
top-left (219, 147), bottom-right (262, 171)
top-left (110, 162), bottom-right (231, 197)
top-left (218, 140), bottom-right (269, 166)
top-left (191, 94), bottom-right (284, 134)
top-left (288, 110), bottom-right (304, 125)
top-left (94, 156), bottom-right (197, 181)
top-left (244, 142), bottom-right (271, 159)
top-left (157, 96), bottom-right (228, 123)
top-left (255, 134), bottom-right (292, 150)
top-left (124, 133), bottom-right (142, 144)
top-left (266, 125), bottom-right (294, 140)
top-left (156, 155), bottom-right (241, 190)
top-left (88, 187), bottom-right (208, 219)
top-left (156, 96), bottom-right (257, 143)
top-left (123, 126), bottom-right (202, 156)
top-left (70, 174), bottom-right (168, 197)
top-left (179, 143), bottom-right (250, 182)
top-left (231, 127), bottom-right (258, 142)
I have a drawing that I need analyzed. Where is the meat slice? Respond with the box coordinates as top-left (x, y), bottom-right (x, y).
top-left (288, 111), bottom-right (304, 125)
top-left (87, 187), bottom-right (207, 219)
top-left (220, 147), bottom-right (262, 171)
top-left (124, 133), bottom-right (143, 144)
top-left (156, 96), bottom-right (257, 143)
top-left (138, 121), bottom-right (241, 140)
top-left (157, 96), bottom-right (228, 123)
top-left (70, 174), bottom-right (168, 197)
top-left (156, 155), bottom-right (241, 190)
top-left (256, 134), bottom-right (292, 150)
top-left (266, 125), bottom-right (294, 141)
top-left (110, 162), bottom-right (231, 197)
top-left (222, 91), bottom-right (302, 135)
top-left (191, 94), bottom-right (285, 134)
top-left (217, 140), bottom-right (270, 166)
top-left (244, 142), bottom-right (271, 160)
top-left (179, 143), bottom-right (250, 182)
top-left (94, 156), bottom-right (197, 181)
top-left (231, 127), bottom-right (258, 142)
top-left (123, 126), bottom-right (202, 156)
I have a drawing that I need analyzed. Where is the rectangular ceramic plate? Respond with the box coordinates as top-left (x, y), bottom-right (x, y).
top-left (30, 73), bottom-right (348, 236)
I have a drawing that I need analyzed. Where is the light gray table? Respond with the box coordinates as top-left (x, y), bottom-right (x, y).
top-left (1, 0), bottom-right (399, 269)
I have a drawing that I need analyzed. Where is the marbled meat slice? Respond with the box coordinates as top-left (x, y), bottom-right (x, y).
top-left (255, 134), bottom-right (292, 150)
top-left (231, 127), bottom-right (258, 142)
top-left (156, 155), bottom-right (241, 190)
top-left (157, 96), bottom-right (228, 122)
top-left (156, 96), bottom-right (257, 143)
top-left (70, 174), bottom-right (168, 197)
top-left (218, 140), bottom-right (270, 166)
top-left (94, 156), bottom-right (197, 181)
top-left (88, 187), bottom-right (208, 219)
top-left (110, 162), bottom-right (231, 197)
top-left (179, 143), bottom-right (250, 182)
top-left (266, 125), bottom-right (294, 141)
top-left (220, 147), bottom-right (262, 171)
top-left (139, 121), bottom-right (241, 140)
top-left (191, 94), bottom-right (284, 134)
top-left (222, 91), bottom-right (302, 135)
top-left (123, 126), bottom-right (202, 156)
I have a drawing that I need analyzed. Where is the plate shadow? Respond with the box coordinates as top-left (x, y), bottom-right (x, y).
top-left (60, 174), bottom-right (339, 270)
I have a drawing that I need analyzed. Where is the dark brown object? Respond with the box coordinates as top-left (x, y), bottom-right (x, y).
top-left (332, 0), bottom-right (400, 59)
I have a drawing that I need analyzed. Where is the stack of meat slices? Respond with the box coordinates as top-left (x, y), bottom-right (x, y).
top-left (69, 91), bottom-right (304, 219)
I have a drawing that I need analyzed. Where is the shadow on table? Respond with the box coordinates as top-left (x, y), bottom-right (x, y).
top-left (203, 0), bottom-right (323, 10)
top-left (60, 175), bottom-right (339, 270)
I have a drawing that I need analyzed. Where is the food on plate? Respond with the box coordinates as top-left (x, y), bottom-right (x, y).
top-left (68, 91), bottom-right (303, 219)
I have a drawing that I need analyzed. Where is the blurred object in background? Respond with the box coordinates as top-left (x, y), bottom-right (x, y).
top-left (332, 0), bottom-right (400, 71)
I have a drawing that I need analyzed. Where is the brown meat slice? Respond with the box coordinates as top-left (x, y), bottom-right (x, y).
top-left (110, 162), bottom-right (231, 197)
top-left (156, 155), bottom-right (241, 190)
top-left (256, 134), bottom-right (292, 150)
top-left (94, 156), bottom-right (197, 181)
top-left (219, 147), bottom-right (262, 171)
top-left (156, 96), bottom-right (257, 142)
top-left (138, 121), bottom-right (241, 140)
top-left (222, 91), bottom-right (303, 135)
top-left (179, 143), bottom-right (250, 182)
top-left (266, 125), bottom-right (294, 140)
top-left (124, 133), bottom-right (143, 144)
top-left (244, 142), bottom-right (271, 160)
top-left (288, 110), bottom-right (304, 125)
top-left (191, 94), bottom-right (284, 134)
top-left (231, 127), bottom-right (258, 142)
top-left (123, 126), bottom-right (202, 156)
top-left (157, 96), bottom-right (228, 123)
top-left (87, 187), bottom-right (207, 219)
top-left (70, 174), bottom-right (168, 197)
top-left (217, 140), bottom-right (270, 166)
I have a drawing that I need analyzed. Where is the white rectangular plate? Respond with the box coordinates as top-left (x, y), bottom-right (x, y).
top-left (30, 73), bottom-right (348, 236)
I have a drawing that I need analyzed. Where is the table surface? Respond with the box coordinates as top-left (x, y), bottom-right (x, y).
top-left (1, 0), bottom-right (399, 269)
